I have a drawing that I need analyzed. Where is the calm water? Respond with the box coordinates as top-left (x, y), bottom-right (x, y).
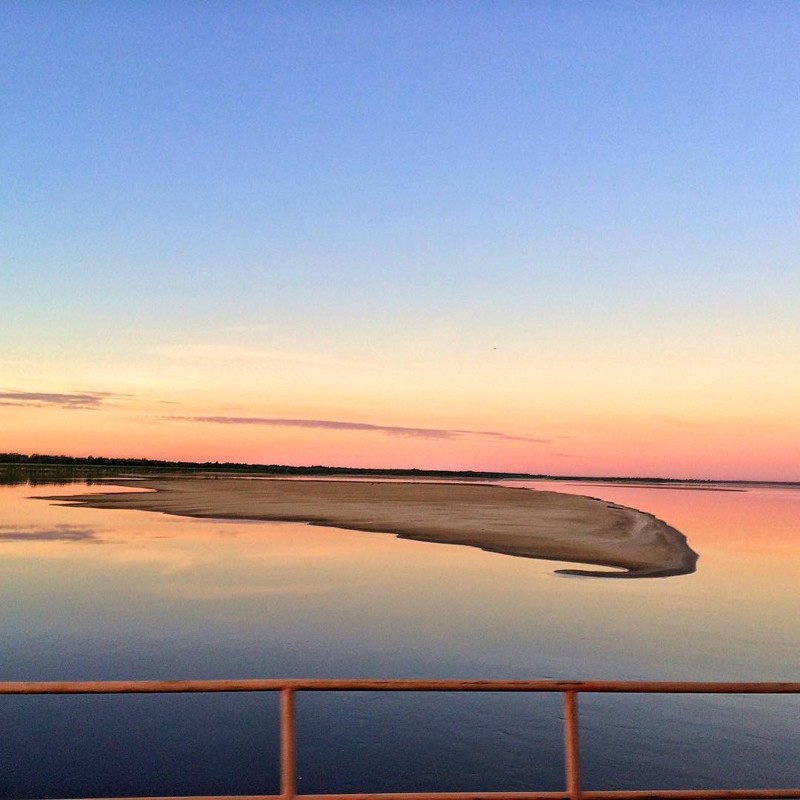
top-left (1, 476), bottom-right (799, 797)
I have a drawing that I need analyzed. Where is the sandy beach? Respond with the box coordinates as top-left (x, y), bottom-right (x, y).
top-left (50, 477), bottom-right (698, 578)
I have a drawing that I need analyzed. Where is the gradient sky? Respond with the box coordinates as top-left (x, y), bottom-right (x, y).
top-left (2, 2), bottom-right (799, 480)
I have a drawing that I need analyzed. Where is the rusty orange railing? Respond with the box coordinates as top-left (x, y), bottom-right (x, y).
top-left (2, 678), bottom-right (800, 800)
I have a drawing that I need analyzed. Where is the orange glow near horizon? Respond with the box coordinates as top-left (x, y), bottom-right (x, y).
top-left (2, 348), bottom-right (799, 482)
top-left (2, 397), bottom-right (799, 481)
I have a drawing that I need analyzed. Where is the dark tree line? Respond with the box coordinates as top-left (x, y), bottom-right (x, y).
top-left (0, 452), bottom-right (537, 480)
top-left (3, 452), bottom-right (792, 485)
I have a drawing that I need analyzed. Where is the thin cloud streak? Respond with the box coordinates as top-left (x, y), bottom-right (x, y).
top-left (164, 415), bottom-right (549, 443)
top-left (218, 324), bottom-right (282, 334)
top-left (0, 391), bottom-right (122, 409)
top-left (154, 344), bottom-right (354, 367)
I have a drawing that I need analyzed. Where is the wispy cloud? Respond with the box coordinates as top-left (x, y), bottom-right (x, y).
top-left (0, 391), bottom-right (125, 410)
top-left (153, 344), bottom-right (352, 367)
top-left (656, 416), bottom-right (707, 431)
top-left (164, 415), bottom-right (548, 443)
top-left (217, 323), bottom-right (282, 334)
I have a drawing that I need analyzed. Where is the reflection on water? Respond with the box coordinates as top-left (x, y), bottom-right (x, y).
top-left (0, 465), bottom-right (143, 487)
top-left (1, 474), bottom-right (800, 797)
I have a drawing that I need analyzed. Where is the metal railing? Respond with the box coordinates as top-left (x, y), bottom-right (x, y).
top-left (3, 678), bottom-right (800, 800)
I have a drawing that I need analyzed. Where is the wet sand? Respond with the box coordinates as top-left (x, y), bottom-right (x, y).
top-left (51, 478), bottom-right (698, 578)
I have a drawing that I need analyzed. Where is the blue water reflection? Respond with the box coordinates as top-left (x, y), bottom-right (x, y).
top-left (2, 477), bottom-right (800, 797)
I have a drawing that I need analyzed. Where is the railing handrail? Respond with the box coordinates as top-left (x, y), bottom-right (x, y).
top-left (4, 678), bottom-right (800, 800)
top-left (3, 677), bottom-right (800, 694)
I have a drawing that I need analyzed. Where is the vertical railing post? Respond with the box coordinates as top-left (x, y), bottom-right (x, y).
top-left (281, 688), bottom-right (297, 800)
top-left (563, 690), bottom-right (582, 800)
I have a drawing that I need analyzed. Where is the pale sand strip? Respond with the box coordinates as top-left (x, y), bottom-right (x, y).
top-left (53, 478), bottom-right (698, 578)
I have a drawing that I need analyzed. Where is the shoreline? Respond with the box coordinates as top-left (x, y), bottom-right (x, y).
top-left (47, 477), bottom-right (699, 579)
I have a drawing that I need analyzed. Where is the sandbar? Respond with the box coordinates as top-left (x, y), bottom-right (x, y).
top-left (51, 478), bottom-right (698, 578)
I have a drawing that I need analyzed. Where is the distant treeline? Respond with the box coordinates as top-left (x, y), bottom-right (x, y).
top-left (1, 453), bottom-right (796, 486)
top-left (0, 452), bottom-right (534, 481)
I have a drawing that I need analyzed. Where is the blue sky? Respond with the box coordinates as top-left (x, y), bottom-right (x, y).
top-left (2, 2), bottom-right (799, 477)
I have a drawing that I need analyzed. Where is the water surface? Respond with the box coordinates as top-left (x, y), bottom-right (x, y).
top-left (1, 476), bottom-right (799, 797)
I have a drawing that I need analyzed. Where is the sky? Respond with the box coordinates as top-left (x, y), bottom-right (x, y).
top-left (2, 1), bottom-right (799, 480)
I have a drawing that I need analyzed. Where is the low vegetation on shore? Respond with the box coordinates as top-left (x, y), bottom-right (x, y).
top-left (6, 452), bottom-right (794, 486)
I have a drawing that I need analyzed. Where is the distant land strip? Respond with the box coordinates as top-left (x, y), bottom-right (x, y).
top-left (2, 452), bottom-right (798, 487)
top-left (48, 477), bottom-right (700, 579)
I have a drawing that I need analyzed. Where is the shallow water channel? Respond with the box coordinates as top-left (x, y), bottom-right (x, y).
top-left (2, 475), bottom-right (799, 797)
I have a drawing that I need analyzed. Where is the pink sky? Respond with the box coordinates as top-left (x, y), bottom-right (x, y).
top-left (2, 384), bottom-right (797, 480)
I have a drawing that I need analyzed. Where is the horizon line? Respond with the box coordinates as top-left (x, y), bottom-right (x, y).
top-left (1, 452), bottom-right (798, 487)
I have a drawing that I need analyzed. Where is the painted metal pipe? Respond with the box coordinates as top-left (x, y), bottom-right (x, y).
top-left (3, 679), bottom-right (800, 695)
top-left (281, 689), bottom-right (297, 800)
top-left (563, 692), bottom-right (581, 800)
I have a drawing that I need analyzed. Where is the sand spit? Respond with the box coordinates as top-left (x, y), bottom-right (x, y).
top-left (50, 478), bottom-right (698, 578)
